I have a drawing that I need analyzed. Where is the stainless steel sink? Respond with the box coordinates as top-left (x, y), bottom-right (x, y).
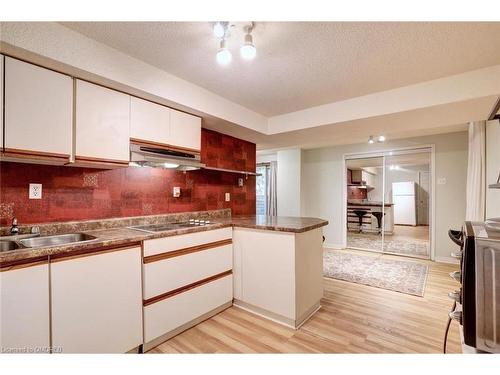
top-left (19, 233), bottom-right (97, 248)
top-left (0, 240), bottom-right (24, 252)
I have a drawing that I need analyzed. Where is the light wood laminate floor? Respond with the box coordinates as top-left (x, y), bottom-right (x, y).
top-left (392, 225), bottom-right (430, 241)
top-left (148, 252), bottom-right (461, 354)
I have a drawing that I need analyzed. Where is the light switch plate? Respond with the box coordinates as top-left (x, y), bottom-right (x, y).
top-left (225, 192), bottom-right (231, 202)
top-left (173, 187), bottom-right (181, 197)
top-left (29, 183), bottom-right (42, 199)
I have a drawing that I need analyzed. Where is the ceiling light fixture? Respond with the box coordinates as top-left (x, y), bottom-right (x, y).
top-left (216, 39), bottom-right (232, 66)
top-left (378, 135), bottom-right (386, 142)
top-left (240, 23), bottom-right (256, 60)
top-left (368, 136), bottom-right (375, 144)
top-left (213, 22), bottom-right (228, 39)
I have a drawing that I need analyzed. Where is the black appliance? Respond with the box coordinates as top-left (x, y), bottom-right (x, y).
top-left (445, 220), bottom-right (500, 353)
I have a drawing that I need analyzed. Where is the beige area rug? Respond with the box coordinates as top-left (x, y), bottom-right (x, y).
top-left (323, 249), bottom-right (429, 297)
top-left (347, 232), bottom-right (430, 259)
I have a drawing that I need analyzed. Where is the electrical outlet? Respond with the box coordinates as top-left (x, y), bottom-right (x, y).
top-left (225, 192), bottom-right (231, 202)
top-left (29, 183), bottom-right (42, 199)
top-left (437, 178), bottom-right (447, 185)
top-left (238, 178), bottom-right (244, 187)
top-left (173, 187), bottom-right (181, 198)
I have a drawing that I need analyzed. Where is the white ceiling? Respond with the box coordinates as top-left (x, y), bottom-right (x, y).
top-left (61, 22), bottom-right (500, 117)
top-left (252, 95), bottom-right (495, 150)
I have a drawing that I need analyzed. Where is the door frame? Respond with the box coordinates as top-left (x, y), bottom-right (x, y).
top-left (342, 144), bottom-right (436, 261)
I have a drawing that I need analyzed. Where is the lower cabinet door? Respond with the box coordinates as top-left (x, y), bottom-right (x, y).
top-left (0, 263), bottom-right (50, 353)
top-left (51, 246), bottom-right (143, 353)
top-left (144, 274), bottom-right (232, 343)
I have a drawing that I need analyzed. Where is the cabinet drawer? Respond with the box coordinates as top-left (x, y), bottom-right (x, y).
top-left (143, 274), bottom-right (232, 343)
top-left (143, 227), bottom-right (232, 257)
top-left (143, 244), bottom-right (232, 299)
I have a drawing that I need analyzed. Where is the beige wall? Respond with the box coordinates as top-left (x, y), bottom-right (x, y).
top-left (486, 120), bottom-right (500, 218)
top-left (277, 149), bottom-right (303, 216)
top-left (301, 131), bottom-right (468, 261)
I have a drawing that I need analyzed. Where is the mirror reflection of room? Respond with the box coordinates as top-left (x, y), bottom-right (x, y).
top-left (346, 150), bottom-right (431, 259)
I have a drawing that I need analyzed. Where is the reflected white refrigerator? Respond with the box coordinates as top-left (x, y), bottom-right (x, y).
top-left (392, 181), bottom-right (417, 226)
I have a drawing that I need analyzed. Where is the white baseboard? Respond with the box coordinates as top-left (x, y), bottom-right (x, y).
top-left (323, 243), bottom-right (344, 250)
top-left (435, 256), bottom-right (460, 264)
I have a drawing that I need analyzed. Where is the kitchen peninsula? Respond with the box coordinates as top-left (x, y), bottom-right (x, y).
top-left (0, 210), bottom-right (328, 353)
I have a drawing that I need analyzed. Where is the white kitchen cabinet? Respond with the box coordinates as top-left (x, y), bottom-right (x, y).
top-left (51, 245), bottom-right (143, 353)
top-left (143, 227), bottom-right (232, 256)
top-left (169, 109), bottom-right (201, 151)
top-left (143, 274), bottom-right (232, 347)
top-left (234, 229), bottom-right (296, 320)
top-left (130, 96), bottom-right (171, 146)
top-left (2, 57), bottom-right (72, 164)
top-left (143, 244), bottom-right (232, 299)
top-left (0, 262), bottom-right (50, 353)
top-left (351, 169), bottom-right (375, 186)
top-left (142, 228), bottom-right (233, 350)
top-left (75, 80), bottom-right (130, 167)
top-left (233, 227), bottom-right (323, 328)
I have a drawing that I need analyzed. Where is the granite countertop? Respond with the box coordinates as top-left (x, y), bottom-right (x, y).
top-left (348, 201), bottom-right (394, 207)
top-left (0, 214), bottom-right (328, 266)
top-left (224, 215), bottom-right (328, 233)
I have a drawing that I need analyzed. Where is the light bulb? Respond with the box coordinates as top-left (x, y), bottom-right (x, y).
top-left (368, 136), bottom-right (375, 144)
top-left (213, 22), bottom-right (226, 38)
top-left (378, 135), bottom-right (386, 142)
top-left (216, 39), bottom-right (232, 65)
top-left (240, 33), bottom-right (256, 60)
top-left (163, 162), bottom-right (179, 169)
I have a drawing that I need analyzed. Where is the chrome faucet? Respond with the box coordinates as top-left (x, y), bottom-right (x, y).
top-left (10, 217), bottom-right (19, 235)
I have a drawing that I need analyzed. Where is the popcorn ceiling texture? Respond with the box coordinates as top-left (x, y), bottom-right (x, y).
top-left (0, 129), bottom-right (256, 225)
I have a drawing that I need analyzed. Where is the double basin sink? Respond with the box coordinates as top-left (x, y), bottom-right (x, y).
top-left (0, 233), bottom-right (97, 252)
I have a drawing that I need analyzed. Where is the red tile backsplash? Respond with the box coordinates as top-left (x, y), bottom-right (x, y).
top-left (0, 129), bottom-right (256, 225)
top-left (201, 129), bottom-right (256, 172)
top-left (346, 169), bottom-right (367, 199)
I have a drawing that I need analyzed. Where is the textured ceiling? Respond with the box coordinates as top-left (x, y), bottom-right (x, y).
top-left (61, 22), bottom-right (500, 117)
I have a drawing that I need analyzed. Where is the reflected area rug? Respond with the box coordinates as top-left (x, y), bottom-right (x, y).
top-left (323, 250), bottom-right (428, 297)
top-left (347, 232), bottom-right (429, 259)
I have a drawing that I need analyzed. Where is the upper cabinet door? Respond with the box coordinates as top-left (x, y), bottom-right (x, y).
top-left (3, 57), bottom-right (72, 162)
top-left (75, 80), bottom-right (130, 166)
top-left (130, 96), bottom-right (171, 146)
top-left (169, 109), bottom-right (201, 151)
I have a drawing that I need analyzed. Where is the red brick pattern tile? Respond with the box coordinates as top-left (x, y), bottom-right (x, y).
top-left (346, 169), bottom-right (367, 199)
top-left (201, 129), bottom-right (256, 172)
top-left (0, 129), bottom-right (256, 225)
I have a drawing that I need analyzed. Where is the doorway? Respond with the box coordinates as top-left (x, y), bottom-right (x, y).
top-left (344, 147), bottom-right (433, 260)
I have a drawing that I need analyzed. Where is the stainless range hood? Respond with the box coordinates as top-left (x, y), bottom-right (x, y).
top-left (129, 143), bottom-right (206, 171)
